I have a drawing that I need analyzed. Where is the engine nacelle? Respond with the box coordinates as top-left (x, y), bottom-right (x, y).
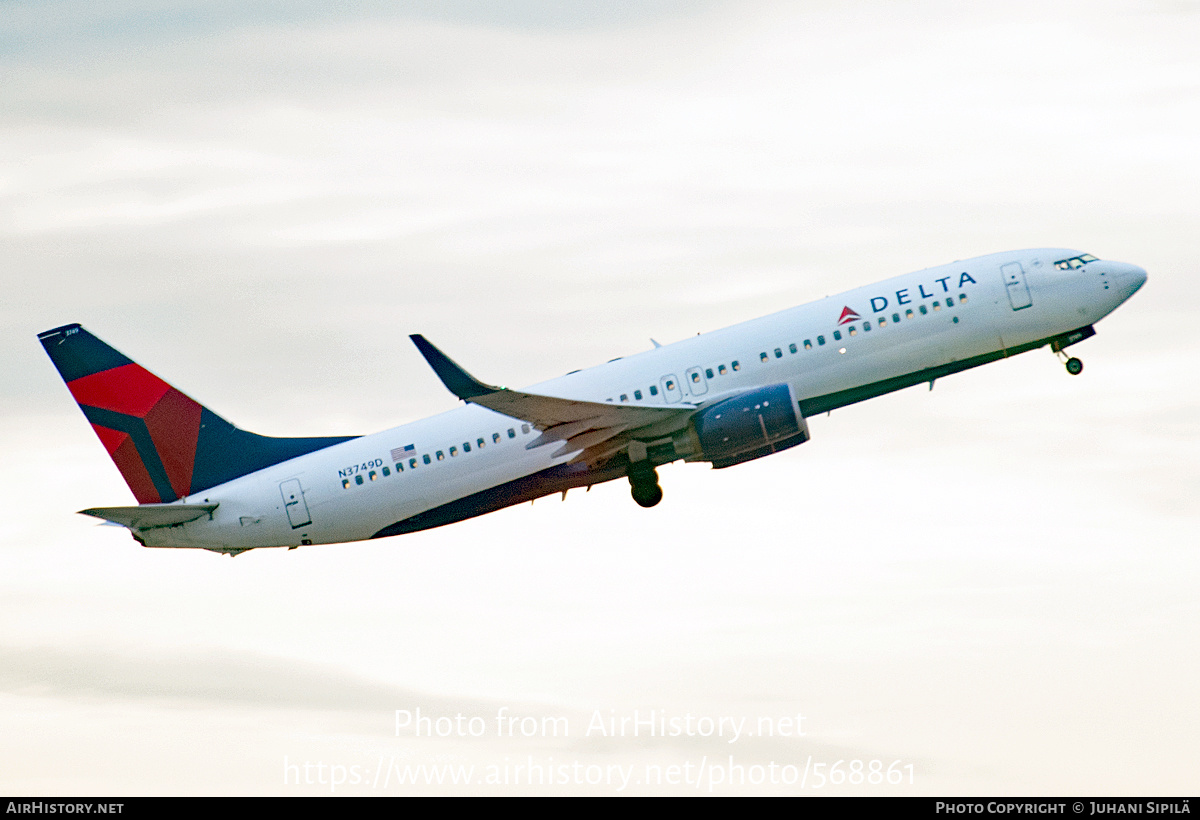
top-left (675, 383), bottom-right (810, 469)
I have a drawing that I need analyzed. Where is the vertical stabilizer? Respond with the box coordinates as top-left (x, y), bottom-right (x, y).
top-left (38, 324), bottom-right (356, 503)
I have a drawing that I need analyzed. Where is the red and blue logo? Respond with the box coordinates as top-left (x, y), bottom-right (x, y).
top-left (836, 306), bottom-right (862, 325)
top-left (39, 324), bottom-right (355, 504)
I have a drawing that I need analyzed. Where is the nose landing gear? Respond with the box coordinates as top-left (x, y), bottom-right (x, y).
top-left (1055, 350), bottom-right (1084, 375)
top-left (627, 461), bottom-right (663, 508)
top-left (1050, 329), bottom-right (1094, 376)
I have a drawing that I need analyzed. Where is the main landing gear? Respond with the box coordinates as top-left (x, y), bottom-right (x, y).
top-left (627, 461), bottom-right (663, 508)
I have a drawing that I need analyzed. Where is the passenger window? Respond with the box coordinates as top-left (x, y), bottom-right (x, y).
top-left (383, 466), bottom-right (392, 476)
top-left (477, 438), bottom-right (485, 448)
top-left (463, 442), bottom-right (471, 452)
top-left (932, 301), bottom-right (941, 311)
top-left (436, 451), bottom-right (445, 460)
top-left (423, 454), bottom-right (431, 465)
top-left (493, 433), bottom-right (501, 444)
top-left (650, 385), bottom-right (658, 396)
top-left (959, 293), bottom-right (968, 303)
top-left (804, 340), bottom-right (812, 349)
top-left (705, 368), bottom-right (714, 379)
top-left (355, 475), bottom-right (364, 485)
top-left (369, 470), bottom-right (377, 481)
top-left (946, 297), bottom-right (954, 307)
top-left (833, 330), bottom-right (842, 341)
top-left (718, 365), bottom-right (727, 375)
top-left (905, 309), bottom-right (914, 319)
top-left (665, 380), bottom-right (675, 391)
top-left (449, 446), bottom-right (457, 457)
top-left (817, 336), bottom-right (825, 346)
top-left (760, 352), bottom-right (768, 363)
top-left (878, 317), bottom-right (887, 327)
top-left (342, 479), bottom-right (350, 489)
top-left (893, 313), bottom-right (901, 323)
top-left (508, 428), bottom-right (516, 439)
top-left (691, 372), bottom-right (701, 383)
top-left (789, 343), bottom-right (797, 354)
top-left (848, 327), bottom-right (857, 336)
top-left (410, 458), bottom-right (418, 469)
top-left (732, 361), bottom-right (740, 371)
top-left (634, 390), bottom-right (642, 400)
top-left (864, 321), bottom-right (871, 331)
top-left (774, 348), bottom-right (782, 358)
top-left (621, 393), bottom-right (629, 401)
top-left (521, 424), bottom-right (530, 434)
top-left (919, 305), bottom-right (928, 315)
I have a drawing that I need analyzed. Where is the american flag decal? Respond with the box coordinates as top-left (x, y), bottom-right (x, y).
top-left (390, 444), bottom-right (415, 461)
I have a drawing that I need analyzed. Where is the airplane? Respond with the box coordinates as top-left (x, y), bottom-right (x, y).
top-left (39, 248), bottom-right (1146, 556)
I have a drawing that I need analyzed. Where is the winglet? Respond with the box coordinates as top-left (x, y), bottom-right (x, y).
top-left (409, 335), bottom-right (500, 400)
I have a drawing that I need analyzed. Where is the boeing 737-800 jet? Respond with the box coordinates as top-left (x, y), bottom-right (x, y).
top-left (39, 248), bottom-right (1146, 555)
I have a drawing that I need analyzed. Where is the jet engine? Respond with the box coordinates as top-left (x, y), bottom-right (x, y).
top-left (674, 383), bottom-right (810, 469)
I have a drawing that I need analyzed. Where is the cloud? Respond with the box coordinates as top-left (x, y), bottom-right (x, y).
top-left (0, 643), bottom-right (436, 711)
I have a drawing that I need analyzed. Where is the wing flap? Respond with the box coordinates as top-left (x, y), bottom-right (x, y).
top-left (526, 416), bottom-right (608, 449)
top-left (550, 424), bottom-right (636, 458)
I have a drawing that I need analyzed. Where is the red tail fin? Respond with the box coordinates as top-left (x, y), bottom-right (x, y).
top-left (39, 324), bottom-right (355, 502)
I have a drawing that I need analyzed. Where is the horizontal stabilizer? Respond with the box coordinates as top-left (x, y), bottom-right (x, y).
top-left (80, 503), bottom-right (218, 530)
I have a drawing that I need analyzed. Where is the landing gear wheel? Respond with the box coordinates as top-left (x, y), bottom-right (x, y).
top-left (631, 482), bottom-right (663, 508)
top-left (627, 462), bottom-right (662, 508)
top-left (1065, 357), bottom-right (1083, 376)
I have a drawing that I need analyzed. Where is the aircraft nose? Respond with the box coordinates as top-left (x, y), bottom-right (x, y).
top-left (1115, 263), bottom-right (1148, 298)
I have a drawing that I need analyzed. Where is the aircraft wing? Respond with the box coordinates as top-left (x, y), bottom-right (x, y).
top-left (410, 335), bottom-right (695, 464)
top-left (80, 503), bottom-right (219, 530)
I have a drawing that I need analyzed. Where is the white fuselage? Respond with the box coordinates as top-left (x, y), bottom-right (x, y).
top-left (149, 248), bottom-right (1145, 551)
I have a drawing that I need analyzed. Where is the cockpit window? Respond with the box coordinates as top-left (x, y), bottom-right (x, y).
top-left (1054, 253), bottom-right (1098, 270)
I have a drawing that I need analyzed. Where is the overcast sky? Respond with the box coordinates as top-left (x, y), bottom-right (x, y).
top-left (2, 0), bottom-right (1197, 795)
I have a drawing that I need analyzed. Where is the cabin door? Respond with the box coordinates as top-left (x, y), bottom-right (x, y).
top-left (1002, 262), bottom-right (1032, 310)
top-left (280, 479), bottom-right (312, 529)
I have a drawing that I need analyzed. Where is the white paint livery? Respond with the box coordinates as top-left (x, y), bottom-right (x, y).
top-left (48, 248), bottom-right (1146, 555)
